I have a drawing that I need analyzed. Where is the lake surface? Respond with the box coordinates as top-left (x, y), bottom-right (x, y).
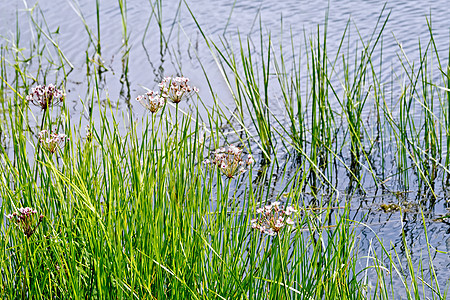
top-left (1, 0), bottom-right (450, 296)
top-left (2, 0), bottom-right (449, 109)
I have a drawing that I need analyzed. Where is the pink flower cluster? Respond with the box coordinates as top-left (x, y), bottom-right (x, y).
top-left (158, 76), bottom-right (199, 104)
top-left (26, 84), bottom-right (65, 110)
top-left (136, 90), bottom-right (165, 114)
top-left (251, 202), bottom-right (297, 236)
top-left (137, 76), bottom-right (199, 111)
top-left (39, 130), bottom-right (68, 154)
top-left (6, 207), bottom-right (43, 238)
top-left (204, 145), bottom-right (254, 178)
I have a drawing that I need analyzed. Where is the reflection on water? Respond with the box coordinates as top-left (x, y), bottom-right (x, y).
top-left (1, 0), bottom-right (448, 110)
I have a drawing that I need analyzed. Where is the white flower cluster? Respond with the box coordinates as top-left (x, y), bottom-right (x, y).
top-left (251, 202), bottom-right (297, 236)
top-left (6, 207), bottom-right (37, 219)
top-left (136, 90), bottom-right (165, 114)
top-left (158, 76), bottom-right (199, 103)
top-left (6, 207), bottom-right (43, 238)
top-left (204, 145), bottom-right (254, 179)
top-left (26, 84), bottom-right (65, 110)
top-left (38, 130), bottom-right (68, 154)
top-left (137, 76), bottom-right (199, 111)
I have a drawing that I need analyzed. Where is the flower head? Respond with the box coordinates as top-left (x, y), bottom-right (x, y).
top-left (6, 207), bottom-right (43, 238)
top-left (158, 76), bottom-right (199, 103)
top-left (136, 90), bottom-right (166, 113)
top-left (26, 84), bottom-right (65, 110)
top-left (39, 130), bottom-right (68, 154)
top-left (251, 202), bottom-right (297, 236)
top-left (85, 125), bottom-right (93, 143)
top-left (204, 145), bottom-right (254, 179)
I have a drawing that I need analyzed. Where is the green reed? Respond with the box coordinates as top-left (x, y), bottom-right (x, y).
top-left (0, 67), bottom-right (364, 298)
top-left (206, 31), bottom-right (274, 162)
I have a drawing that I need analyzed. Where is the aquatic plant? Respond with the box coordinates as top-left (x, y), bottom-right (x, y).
top-left (6, 207), bottom-right (43, 239)
top-left (251, 202), bottom-right (296, 236)
top-left (204, 144), bottom-right (254, 178)
top-left (38, 130), bottom-right (68, 154)
top-left (158, 76), bottom-right (199, 103)
top-left (136, 90), bottom-right (165, 113)
top-left (25, 84), bottom-right (65, 110)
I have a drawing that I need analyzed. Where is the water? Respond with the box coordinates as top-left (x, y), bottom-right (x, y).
top-left (1, 0), bottom-right (450, 296)
top-left (2, 1), bottom-right (448, 107)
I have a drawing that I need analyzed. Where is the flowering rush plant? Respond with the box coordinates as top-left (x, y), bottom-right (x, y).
top-left (39, 130), bottom-right (68, 154)
top-left (251, 202), bottom-right (297, 236)
top-left (159, 76), bottom-right (199, 104)
top-left (136, 90), bottom-right (165, 114)
top-left (6, 207), bottom-right (44, 239)
top-left (204, 145), bottom-right (254, 179)
top-left (26, 84), bottom-right (65, 110)
top-left (136, 76), bottom-right (198, 111)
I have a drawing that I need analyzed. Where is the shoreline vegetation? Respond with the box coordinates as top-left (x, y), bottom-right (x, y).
top-left (0, 1), bottom-right (449, 298)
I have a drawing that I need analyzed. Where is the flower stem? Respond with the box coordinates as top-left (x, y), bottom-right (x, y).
top-left (277, 235), bottom-right (290, 299)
